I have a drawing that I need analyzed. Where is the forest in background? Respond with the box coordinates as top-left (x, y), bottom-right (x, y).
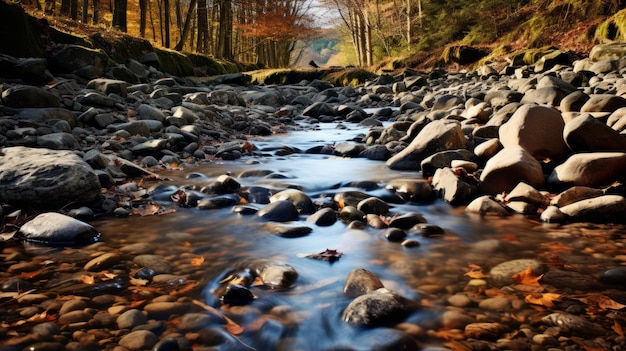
top-left (15, 0), bottom-right (626, 70)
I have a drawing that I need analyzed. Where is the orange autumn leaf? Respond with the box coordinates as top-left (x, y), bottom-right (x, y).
top-left (191, 257), bottom-right (205, 266)
top-left (337, 197), bottom-right (345, 209)
top-left (524, 292), bottom-right (561, 309)
top-left (512, 266), bottom-right (543, 286)
top-left (20, 268), bottom-right (44, 280)
top-left (465, 263), bottom-right (486, 279)
top-left (575, 294), bottom-right (626, 311)
top-left (78, 275), bottom-right (95, 284)
top-left (613, 320), bottom-right (624, 336)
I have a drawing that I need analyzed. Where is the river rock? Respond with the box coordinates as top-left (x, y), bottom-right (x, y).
top-left (118, 330), bottom-right (159, 351)
top-left (386, 120), bottom-right (466, 170)
top-left (385, 179), bottom-right (434, 202)
top-left (37, 132), bottom-right (81, 150)
top-left (542, 312), bottom-right (606, 337)
top-left (540, 205), bottom-right (566, 223)
top-left (559, 195), bottom-right (626, 222)
top-left (357, 197), bottom-right (389, 215)
top-left (343, 269), bottom-right (385, 298)
top-left (465, 322), bottom-right (507, 340)
top-left (580, 94), bottom-right (626, 113)
top-left (1, 85), bottom-right (59, 108)
top-left (498, 104), bottom-right (569, 161)
top-left (306, 208), bottom-right (337, 226)
top-left (504, 182), bottom-right (546, 206)
top-left (489, 258), bottom-right (544, 286)
top-left (0, 146), bottom-right (102, 208)
top-left (432, 167), bottom-right (479, 206)
top-left (84, 252), bottom-right (121, 271)
top-left (420, 149), bottom-right (475, 177)
top-left (550, 186), bottom-right (604, 207)
top-left (47, 44), bottom-right (108, 79)
top-left (133, 254), bottom-right (174, 274)
top-left (87, 78), bottom-right (128, 97)
top-left (253, 261), bottom-right (298, 289)
top-left (341, 288), bottom-right (418, 327)
top-left (116, 309), bottom-right (147, 329)
top-left (258, 200), bottom-right (300, 222)
top-left (16, 212), bottom-right (100, 245)
top-left (563, 113), bottom-right (626, 152)
top-left (479, 146), bottom-right (545, 195)
top-left (548, 152), bottom-right (626, 187)
top-left (465, 195), bottom-right (510, 216)
top-left (270, 189), bottom-right (314, 214)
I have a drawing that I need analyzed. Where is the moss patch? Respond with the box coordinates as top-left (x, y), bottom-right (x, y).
top-left (154, 48), bottom-right (195, 77)
top-left (324, 68), bottom-right (378, 87)
top-left (595, 8), bottom-right (626, 42)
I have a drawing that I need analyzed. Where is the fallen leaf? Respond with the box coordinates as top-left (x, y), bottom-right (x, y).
top-left (304, 249), bottom-right (343, 263)
top-left (20, 268), bottom-right (44, 280)
top-left (512, 266), bottom-right (543, 286)
top-left (540, 242), bottom-right (572, 253)
top-left (191, 257), bottom-right (205, 266)
top-left (130, 277), bottom-right (149, 286)
top-left (613, 320), bottom-right (624, 336)
top-left (574, 294), bottom-right (626, 311)
top-left (132, 203), bottom-right (162, 216)
top-left (78, 275), bottom-right (95, 285)
top-left (465, 264), bottom-right (486, 279)
top-left (524, 292), bottom-right (561, 309)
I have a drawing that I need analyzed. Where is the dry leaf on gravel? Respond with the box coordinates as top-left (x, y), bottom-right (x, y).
top-left (512, 266), bottom-right (542, 286)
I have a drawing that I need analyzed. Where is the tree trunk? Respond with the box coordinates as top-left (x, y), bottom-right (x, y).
top-left (164, 0), bottom-right (171, 47)
top-left (174, 0), bottom-right (197, 51)
top-left (196, 0), bottom-right (209, 53)
top-left (82, 0), bottom-right (89, 23)
top-left (139, 0), bottom-right (147, 37)
top-left (93, 0), bottom-right (99, 23)
top-left (217, 0), bottom-right (233, 59)
top-left (113, 0), bottom-right (127, 31)
top-left (70, 0), bottom-right (78, 19)
top-left (60, 0), bottom-right (70, 14)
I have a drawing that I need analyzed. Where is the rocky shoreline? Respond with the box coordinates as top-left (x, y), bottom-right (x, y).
top-left (4, 6), bottom-right (626, 349)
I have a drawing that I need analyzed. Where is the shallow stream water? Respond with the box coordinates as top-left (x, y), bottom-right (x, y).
top-left (86, 121), bottom-right (626, 350)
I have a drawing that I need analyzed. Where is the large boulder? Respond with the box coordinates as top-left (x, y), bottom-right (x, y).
top-left (559, 195), bottom-right (626, 222)
top-left (47, 45), bottom-right (109, 79)
top-left (563, 114), bottom-right (626, 152)
top-left (498, 104), bottom-right (569, 161)
top-left (1, 85), bottom-right (59, 108)
top-left (386, 120), bottom-right (466, 170)
top-left (341, 288), bottom-right (418, 327)
top-left (548, 152), bottom-right (626, 188)
top-left (0, 147), bottom-right (101, 208)
top-left (432, 167), bottom-right (479, 206)
top-left (479, 146), bottom-right (545, 195)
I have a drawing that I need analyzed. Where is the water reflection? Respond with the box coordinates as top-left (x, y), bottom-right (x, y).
top-left (89, 122), bottom-right (624, 350)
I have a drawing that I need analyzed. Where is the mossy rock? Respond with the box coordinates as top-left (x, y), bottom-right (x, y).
top-left (0, 2), bottom-right (43, 57)
top-left (154, 48), bottom-right (195, 77)
top-left (186, 53), bottom-right (239, 76)
top-left (324, 68), bottom-right (377, 87)
top-left (249, 69), bottom-right (327, 85)
top-left (589, 43), bottom-right (626, 62)
top-left (87, 34), bottom-right (153, 64)
top-left (595, 9), bottom-right (626, 42)
top-left (508, 47), bottom-right (561, 66)
top-left (442, 45), bottom-right (489, 65)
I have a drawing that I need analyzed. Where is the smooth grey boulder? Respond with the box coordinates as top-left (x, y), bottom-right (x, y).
top-left (479, 146), bottom-right (545, 195)
top-left (1, 85), bottom-right (59, 108)
top-left (37, 132), bottom-right (81, 150)
top-left (16, 212), bottom-right (100, 245)
top-left (0, 147), bottom-right (101, 208)
top-left (548, 152), bottom-right (626, 187)
top-left (420, 148), bottom-right (475, 177)
top-left (385, 178), bottom-right (434, 202)
top-left (432, 167), bottom-right (478, 206)
top-left (563, 113), bottom-right (626, 152)
top-left (87, 78), bottom-right (128, 97)
top-left (343, 269), bottom-right (385, 298)
top-left (559, 195), bottom-right (626, 222)
top-left (498, 104), bottom-right (569, 162)
top-left (257, 200), bottom-right (300, 222)
top-left (386, 120), bottom-right (466, 170)
top-left (269, 189), bottom-right (314, 214)
top-left (341, 288), bottom-right (418, 327)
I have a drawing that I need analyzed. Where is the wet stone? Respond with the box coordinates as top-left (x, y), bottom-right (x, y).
top-left (133, 254), bottom-right (174, 274)
top-left (490, 259), bottom-right (544, 286)
top-left (383, 228), bottom-right (407, 242)
top-left (116, 309), bottom-right (147, 329)
top-left (118, 330), bottom-right (159, 351)
top-left (343, 268), bottom-right (385, 298)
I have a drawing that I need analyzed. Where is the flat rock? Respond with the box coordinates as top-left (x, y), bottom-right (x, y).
top-left (479, 146), bottom-right (545, 195)
top-left (0, 146), bottom-right (101, 208)
top-left (16, 212), bottom-right (100, 245)
top-left (559, 195), bottom-right (626, 222)
top-left (548, 152), bottom-right (626, 187)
